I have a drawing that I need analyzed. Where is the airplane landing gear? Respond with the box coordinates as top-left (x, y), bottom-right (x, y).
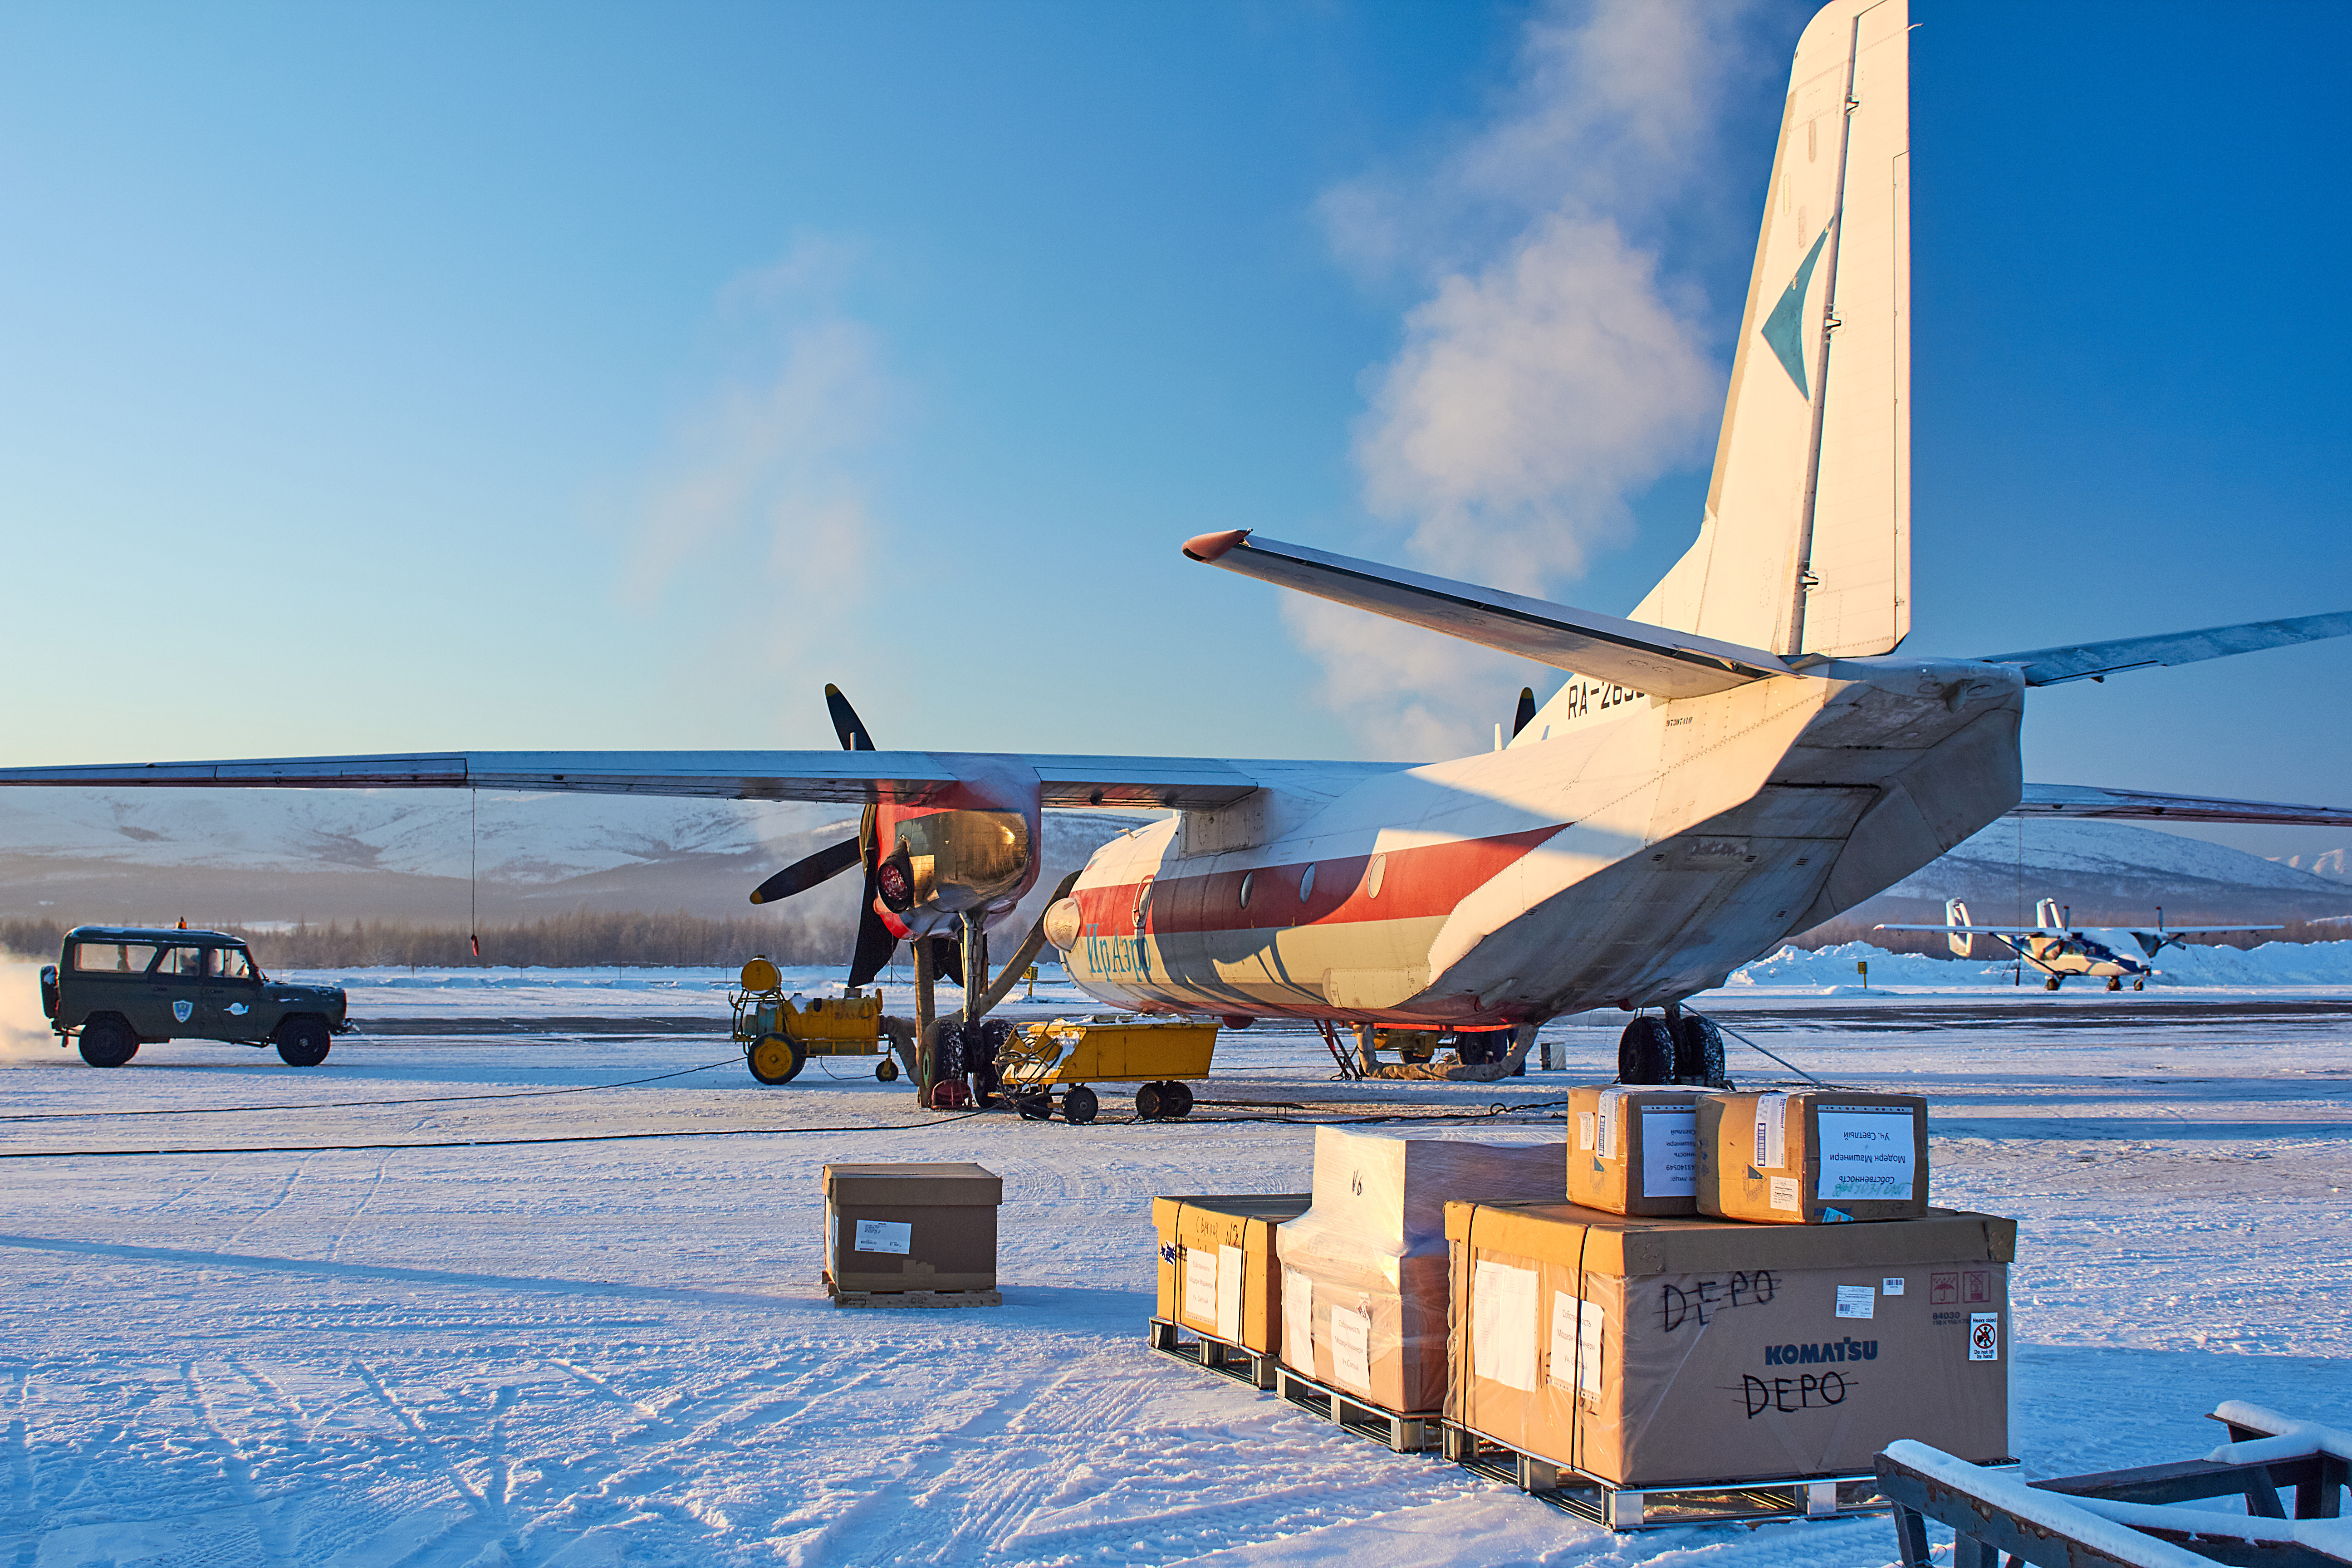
top-left (2045, 976), bottom-right (2062, 991)
top-left (2107, 976), bottom-right (2122, 992)
top-left (1617, 1007), bottom-right (1732, 1088)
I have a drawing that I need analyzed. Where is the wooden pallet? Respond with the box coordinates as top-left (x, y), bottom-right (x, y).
top-left (1273, 1365), bottom-right (1441, 1453)
top-left (1147, 1318), bottom-right (1279, 1390)
top-left (1446, 1423), bottom-right (2005, 1531)
top-left (823, 1272), bottom-right (1000, 1309)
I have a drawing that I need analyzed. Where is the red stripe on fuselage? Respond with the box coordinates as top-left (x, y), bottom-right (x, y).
top-left (1074, 825), bottom-right (1563, 937)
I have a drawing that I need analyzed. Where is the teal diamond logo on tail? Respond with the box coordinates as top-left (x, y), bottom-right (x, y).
top-left (1760, 229), bottom-right (1829, 397)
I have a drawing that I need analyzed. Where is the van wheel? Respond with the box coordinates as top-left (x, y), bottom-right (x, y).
top-left (79, 1018), bottom-right (137, 1069)
top-left (275, 1017), bottom-right (332, 1067)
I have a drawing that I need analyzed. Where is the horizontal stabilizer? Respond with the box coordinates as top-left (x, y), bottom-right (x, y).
top-left (0, 750), bottom-right (1404, 811)
top-left (2014, 783), bottom-right (2352, 828)
top-left (1182, 530), bottom-right (1796, 698)
top-left (1981, 610), bottom-right (2352, 686)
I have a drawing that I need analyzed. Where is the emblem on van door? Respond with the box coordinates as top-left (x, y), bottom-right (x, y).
top-left (227, 1003), bottom-right (249, 1016)
top-left (172, 999), bottom-right (193, 1023)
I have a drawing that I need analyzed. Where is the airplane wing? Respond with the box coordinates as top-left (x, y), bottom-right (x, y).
top-left (1980, 610), bottom-right (2352, 687)
top-left (2013, 783), bottom-right (2352, 828)
top-left (1181, 529), bottom-right (1797, 698)
top-left (0, 750), bottom-right (1406, 811)
top-left (1874, 923), bottom-right (2051, 936)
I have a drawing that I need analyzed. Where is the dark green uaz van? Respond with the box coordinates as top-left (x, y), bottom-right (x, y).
top-left (39, 926), bottom-right (350, 1068)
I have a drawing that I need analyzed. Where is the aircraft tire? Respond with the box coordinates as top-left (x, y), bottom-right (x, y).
top-left (1616, 1017), bottom-right (1674, 1086)
top-left (1670, 1013), bottom-right (1727, 1088)
top-left (2044, 977), bottom-right (2061, 992)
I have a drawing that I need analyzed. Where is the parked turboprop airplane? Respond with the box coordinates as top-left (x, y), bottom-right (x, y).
top-left (6, 0), bottom-right (2352, 1094)
top-left (1877, 899), bottom-right (2285, 991)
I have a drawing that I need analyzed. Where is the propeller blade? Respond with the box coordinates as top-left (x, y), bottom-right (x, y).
top-left (824, 683), bottom-right (876, 752)
top-left (1513, 686), bottom-right (1538, 737)
top-left (846, 878), bottom-right (900, 988)
top-left (748, 835), bottom-right (862, 905)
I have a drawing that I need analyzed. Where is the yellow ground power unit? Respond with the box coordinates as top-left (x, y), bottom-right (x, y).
top-left (730, 955), bottom-right (895, 1086)
top-left (996, 1015), bottom-right (1218, 1125)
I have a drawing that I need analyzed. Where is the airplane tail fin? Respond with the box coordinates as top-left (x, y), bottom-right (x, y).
top-left (2036, 897), bottom-right (2064, 931)
top-left (1634, 0), bottom-right (1910, 661)
top-left (1945, 898), bottom-right (1971, 959)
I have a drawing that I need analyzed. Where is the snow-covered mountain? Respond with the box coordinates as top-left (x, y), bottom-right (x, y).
top-left (1844, 817), bottom-right (2352, 931)
top-left (2272, 847), bottom-right (2352, 883)
top-left (3, 788), bottom-right (2343, 943)
top-left (0, 788), bottom-right (1149, 939)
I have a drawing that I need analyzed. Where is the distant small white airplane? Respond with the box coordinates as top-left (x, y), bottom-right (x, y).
top-left (1879, 898), bottom-right (2284, 990)
top-left (6, 0), bottom-right (2352, 1101)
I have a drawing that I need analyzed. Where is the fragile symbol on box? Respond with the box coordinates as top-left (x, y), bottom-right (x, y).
top-left (1969, 1313), bottom-right (2000, 1362)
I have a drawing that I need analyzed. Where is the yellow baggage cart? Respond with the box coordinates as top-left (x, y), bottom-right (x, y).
top-left (996, 1014), bottom-right (1218, 1124)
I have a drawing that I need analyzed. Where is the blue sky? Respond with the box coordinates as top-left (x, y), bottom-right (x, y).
top-left (2, 1), bottom-right (2347, 861)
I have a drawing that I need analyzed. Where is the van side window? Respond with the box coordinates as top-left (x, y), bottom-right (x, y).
top-left (72, 941), bottom-right (158, 973)
top-left (211, 948), bottom-right (255, 980)
top-left (156, 947), bottom-right (208, 977)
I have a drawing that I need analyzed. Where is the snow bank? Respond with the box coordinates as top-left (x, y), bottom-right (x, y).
top-left (2141, 939), bottom-right (2352, 985)
top-left (1727, 941), bottom-right (2013, 988)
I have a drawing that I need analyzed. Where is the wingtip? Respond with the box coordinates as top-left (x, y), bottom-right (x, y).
top-left (1182, 529), bottom-right (1250, 563)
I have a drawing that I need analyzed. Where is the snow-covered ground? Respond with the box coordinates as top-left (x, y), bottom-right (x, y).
top-left (1, 959), bottom-right (2348, 1567)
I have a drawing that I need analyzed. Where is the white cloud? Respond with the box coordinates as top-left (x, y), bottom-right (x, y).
top-left (1308, 0), bottom-right (1771, 753)
top-left (628, 237), bottom-right (894, 691)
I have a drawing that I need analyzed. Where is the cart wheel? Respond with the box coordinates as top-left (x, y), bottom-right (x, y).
top-left (749, 1033), bottom-right (805, 1085)
top-left (1062, 1085), bottom-right (1099, 1124)
top-left (1134, 1082), bottom-right (1166, 1121)
top-left (1166, 1080), bottom-right (1195, 1117)
top-left (875, 1056), bottom-right (899, 1082)
top-left (1014, 1091), bottom-right (1052, 1121)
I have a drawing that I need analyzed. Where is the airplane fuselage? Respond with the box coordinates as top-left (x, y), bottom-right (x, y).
top-left (1056, 657), bottom-right (2027, 1024)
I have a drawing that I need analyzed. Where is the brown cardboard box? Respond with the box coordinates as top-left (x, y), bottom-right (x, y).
top-left (1566, 1086), bottom-right (1706, 1216)
top-left (823, 1162), bottom-right (1001, 1294)
top-left (1151, 1194), bottom-right (1311, 1352)
top-left (1698, 1091), bottom-right (1931, 1224)
top-left (1277, 1128), bottom-right (1566, 1415)
top-left (1446, 1201), bottom-right (2013, 1487)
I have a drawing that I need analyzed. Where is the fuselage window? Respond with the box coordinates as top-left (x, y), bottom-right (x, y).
top-left (1298, 864), bottom-right (1316, 903)
top-left (1366, 853), bottom-right (1387, 900)
top-left (1238, 871), bottom-right (1254, 909)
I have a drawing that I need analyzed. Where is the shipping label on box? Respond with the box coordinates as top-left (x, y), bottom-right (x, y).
top-left (1814, 1105), bottom-right (1919, 1201)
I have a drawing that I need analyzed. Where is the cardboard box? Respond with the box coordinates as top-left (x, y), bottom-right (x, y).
top-left (1446, 1201), bottom-right (2013, 1487)
top-left (822, 1162), bottom-right (1000, 1294)
top-left (1277, 1128), bottom-right (1565, 1414)
top-left (1698, 1091), bottom-right (1931, 1224)
top-left (1566, 1085), bottom-right (1706, 1216)
top-left (1151, 1194), bottom-right (1311, 1352)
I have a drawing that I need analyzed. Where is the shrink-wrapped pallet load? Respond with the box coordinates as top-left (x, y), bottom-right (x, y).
top-left (1447, 1201), bottom-right (2014, 1487)
top-left (1565, 1085), bottom-right (1706, 1216)
top-left (1277, 1129), bottom-right (1564, 1415)
top-left (1698, 1090), bottom-right (1931, 1224)
top-left (1152, 1194), bottom-right (1312, 1352)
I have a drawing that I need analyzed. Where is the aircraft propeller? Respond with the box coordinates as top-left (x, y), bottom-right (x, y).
top-left (746, 683), bottom-right (960, 988)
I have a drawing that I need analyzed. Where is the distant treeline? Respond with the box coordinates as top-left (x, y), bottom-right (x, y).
top-left (0, 910), bottom-right (840, 970)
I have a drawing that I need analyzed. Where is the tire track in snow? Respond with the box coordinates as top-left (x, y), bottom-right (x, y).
top-left (180, 1356), bottom-right (296, 1568)
top-left (4, 1366), bottom-right (34, 1568)
top-left (324, 1156), bottom-right (387, 1264)
top-left (223, 1155), bottom-right (316, 1250)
